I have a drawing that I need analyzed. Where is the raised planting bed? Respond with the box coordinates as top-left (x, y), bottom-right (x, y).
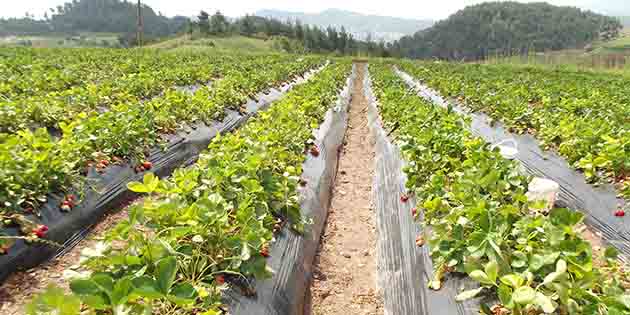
top-left (395, 65), bottom-right (630, 261)
top-left (368, 62), bottom-right (630, 315)
top-left (0, 56), bottom-right (326, 283)
top-left (397, 61), bottom-right (630, 200)
top-left (23, 61), bottom-right (354, 315)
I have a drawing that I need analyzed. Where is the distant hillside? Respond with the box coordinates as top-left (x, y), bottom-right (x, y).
top-left (0, 0), bottom-right (187, 44)
top-left (255, 8), bottom-right (432, 42)
top-left (394, 2), bottom-right (623, 61)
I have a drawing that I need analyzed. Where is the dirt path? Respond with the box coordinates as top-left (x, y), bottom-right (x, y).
top-left (309, 64), bottom-right (382, 315)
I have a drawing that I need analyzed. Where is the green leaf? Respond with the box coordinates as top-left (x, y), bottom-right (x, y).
top-left (455, 287), bottom-right (484, 301)
top-left (512, 286), bottom-right (536, 304)
top-left (25, 285), bottom-right (81, 315)
top-left (500, 274), bottom-right (524, 288)
top-left (615, 295), bottom-right (630, 309)
top-left (127, 181), bottom-right (150, 193)
top-left (529, 254), bottom-right (545, 271)
top-left (534, 292), bottom-right (556, 313)
top-left (80, 294), bottom-right (109, 309)
top-left (157, 256), bottom-right (178, 295)
top-left (549, 208), bottom-right (583, 227)
top-left (543, 271), bottom-right (562, 286)
top-left (605, 246), bottom-right (620, 259)
top-left (111, 277), bottom-right (134, 305)
top-left (132, 276), bottom-right (163, 300)
top-left (143, 172), bottom-right (160, 191)
top-left (70, 279), bottom-right (100, 296)
top-left (485, 261), bottom-right (498, 283)
top-left (497, 284), bottom-right (512, 305)
top-left (470, 270), bottom-right (494, 285)
top-left (168, 283), bottom-right (198, 306)
top-left (91, 273), bottom-right (115, 296)
top-left (127, 173), bottom-right (160, 193)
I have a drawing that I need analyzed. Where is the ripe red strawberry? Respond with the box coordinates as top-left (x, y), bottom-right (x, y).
top-left (67, 194), bottom-right (76, 201)
top-left (142, 161), bottom-right (153, 170)
top-left (310, 146), bottom-right (320, 157)
top-left (615, 209), bottom-right (625, 217)
top-left (400, 194), bottom-right (409, 203)
top-left (33, 227), bottom-right (46, 238)
top-left (37, 225), bottom-right (49, 232)
top-left (260, 244), bottom-right (270, 258)
top-left (215, 274), bottom-right (225, 285)
top-left (100, 159), bottom-right (110, 166)
top-left (62, 200), bottom-right (72, 207)
top-left (411, 207), bottom-right (417, 216)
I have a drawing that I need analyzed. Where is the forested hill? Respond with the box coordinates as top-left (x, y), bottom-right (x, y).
top-left (0, 0), bottom-right (187, 39)
top-left (392, 2), bottom-right (623, 61)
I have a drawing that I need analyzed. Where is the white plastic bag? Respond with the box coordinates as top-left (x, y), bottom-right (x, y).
top-left (491, 138), bottom-right (519, 160)
top-left (526, 177), bottom-right (560, 212)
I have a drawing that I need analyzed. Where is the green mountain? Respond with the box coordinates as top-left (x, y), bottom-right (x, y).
top-left (393, 2), bottom-right (623, 60)
top-left (255, 8), bottom-right (432, 42)
top-left (0, 0), bottom-right (187, 43)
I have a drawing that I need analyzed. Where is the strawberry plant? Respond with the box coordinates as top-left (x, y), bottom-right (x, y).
top-left (370, 63), bottom-right (630, 315)
top-left (0, 51), bottom-right (323, 223)
top-left (25, 61), bottom-right (352, 314)
top-left (397, 60), bottom-right (630, 199)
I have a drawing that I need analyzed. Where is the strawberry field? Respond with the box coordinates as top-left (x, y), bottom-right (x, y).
top-left (397, 61), bottom-right (630, 199)
top-left (0, 46), bottom-right (358, 314)
top-left (0, 48), bottom-right (322, 220)
top-left (369, 62), bottom-right (630, 314)
top-left (1, 47), bottom-right (630, 315)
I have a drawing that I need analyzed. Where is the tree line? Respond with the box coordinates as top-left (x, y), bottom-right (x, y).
top-left (391, 2), bottom-right (623, 61)
top-left (0, 0), bottom-right (391, 56)
top-left (189, 11), bottom-right (390, 56)
top-left (0, 0), bottom-right (188, 45)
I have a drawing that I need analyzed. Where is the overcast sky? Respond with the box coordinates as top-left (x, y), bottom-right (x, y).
top-left (2, 0), bottom-right (627, 20)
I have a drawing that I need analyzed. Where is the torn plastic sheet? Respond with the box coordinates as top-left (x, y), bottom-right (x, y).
top-left (0, 64), bottom-right (327, 283)
top-left (365, 67), bottom-right (483, 315)
top-left (225, 65), bottom-right (356, 315)
top-left (395, 67), bottom-right (629, 261)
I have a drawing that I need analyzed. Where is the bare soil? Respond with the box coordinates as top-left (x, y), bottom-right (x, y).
top-left (0, 208), bottom-right (130, 314)
top-left (309, 64), bottom-right (383, 315)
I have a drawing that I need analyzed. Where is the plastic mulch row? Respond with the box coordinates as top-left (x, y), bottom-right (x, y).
top-left (0, 64), bottom-right (326, 283)
top-left (225, 65), bottom-right (356, 315)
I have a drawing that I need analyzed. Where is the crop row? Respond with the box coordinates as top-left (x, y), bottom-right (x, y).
top-left (0, 48), bottom-right (239, 99)
top-left (0, 47), bottom-right (136, 97)
top-left (0, 53), bottom-right (322, 218)
top-left (369, 63), bottom-right (630, 315)
top-left (397, 61), bottom-right (630, 199)
top-left (0, 49), bottom-right (314, 133)
top-left (25, 61), bottom-right (352, 315)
